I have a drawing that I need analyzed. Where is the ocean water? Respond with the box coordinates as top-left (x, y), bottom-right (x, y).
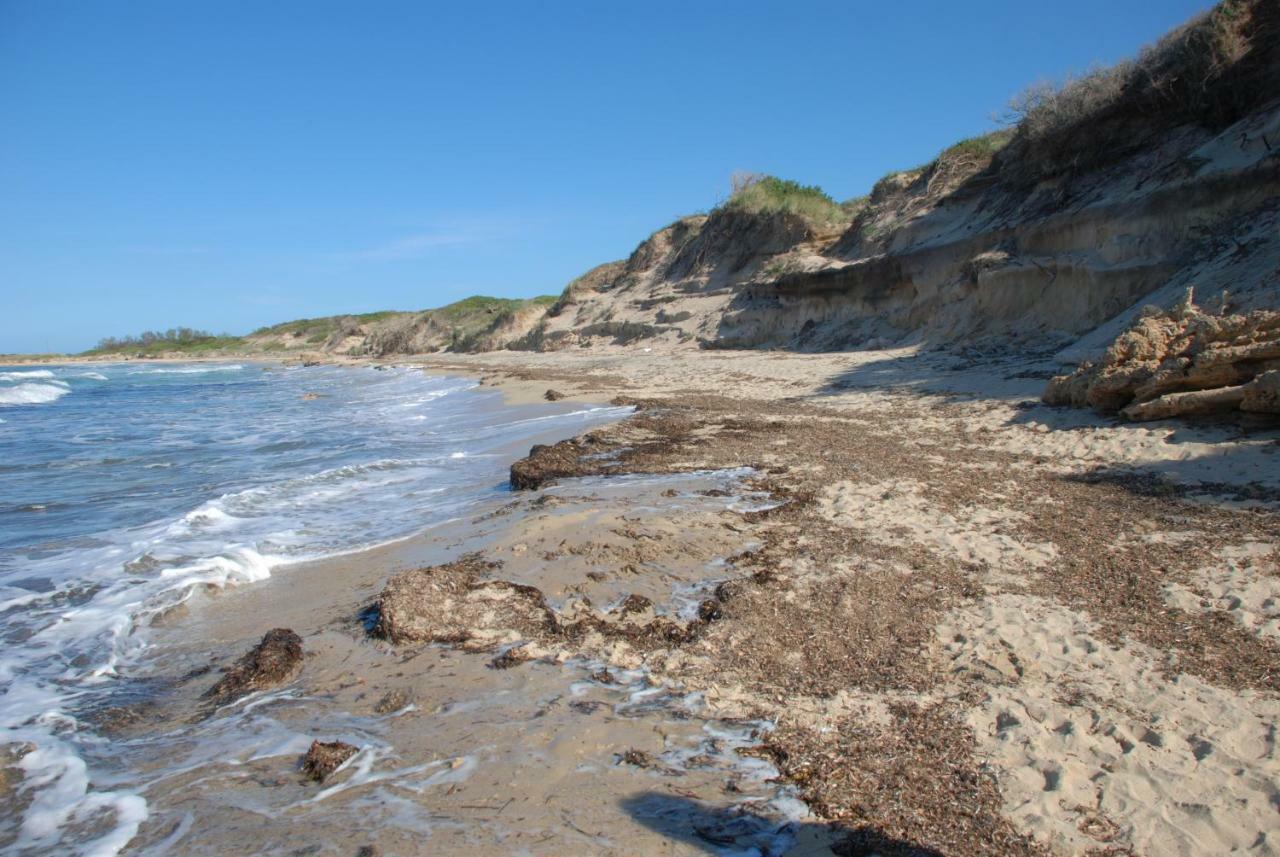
top-left (0, 362), bottom-right (629, 854)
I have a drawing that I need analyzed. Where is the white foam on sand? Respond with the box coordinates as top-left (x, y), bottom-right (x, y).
top-left (0, 539), bottom-right (286, 855)
top-left (13, 743), bottom-right (148, 857)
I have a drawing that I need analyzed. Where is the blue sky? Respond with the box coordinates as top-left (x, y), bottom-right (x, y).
top-left (2, 0), bottom-right (1211, 353)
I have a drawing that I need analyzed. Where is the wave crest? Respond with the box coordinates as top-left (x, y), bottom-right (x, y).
top-left (0, 383), bottom-right (71, 406)
top-left (129, 364), bottom-right (244, 376)
top-left (0, 370), bottom-right (56, 381)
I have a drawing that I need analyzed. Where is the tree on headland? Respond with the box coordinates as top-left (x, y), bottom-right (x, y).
top-left (93, 328), bottom-right (226, 352)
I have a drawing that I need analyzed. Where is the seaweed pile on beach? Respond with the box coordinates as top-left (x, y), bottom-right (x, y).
top-left (356, 384), bottom-right (1280, 854)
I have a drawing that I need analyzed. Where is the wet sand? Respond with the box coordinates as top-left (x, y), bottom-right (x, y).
top-left (118, 468), bottom-right (830, 855)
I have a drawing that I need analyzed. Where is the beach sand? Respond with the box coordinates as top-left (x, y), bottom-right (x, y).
top-left (85, 344), bottom-right (1280, 855)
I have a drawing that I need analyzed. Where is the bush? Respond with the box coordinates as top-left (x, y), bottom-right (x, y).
top-left (998, 0), bottom-right (1277, 183)
top-left (89, 328), bottom-right (238, 355)
top-left (723, 175), bottom-right (847, 227)
top-left (840, 195), bottom-right (869, 217)
top-left (939, 129), bottom-right (1014, 162)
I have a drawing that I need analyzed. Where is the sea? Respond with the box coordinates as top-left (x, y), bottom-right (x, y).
top-left (0, 361), bottom-right (631, 854)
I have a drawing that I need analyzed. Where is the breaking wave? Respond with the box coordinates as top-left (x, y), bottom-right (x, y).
top-left (0, 369), bottom-right (57, 381)
top-left (128, 364), bottom-right (245, 375)
top-left (0, 382), bottom-right (71, 406)
top-left (0, 361), bottom-right (629, 854)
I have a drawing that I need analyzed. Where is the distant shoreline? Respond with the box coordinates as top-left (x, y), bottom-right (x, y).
top-left (0, 353), bottom-right (284, 365)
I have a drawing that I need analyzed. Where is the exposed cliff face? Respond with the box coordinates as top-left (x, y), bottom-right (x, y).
top-left (510, 0), bottom-right (1280, 359)
top-left (526, 218), bottom-right (713, 350)
top-left (522, 202), bottom-right (848, 351)
top-left (533, 99), bottom-right (1277, 359)
top-left (717, 106), bottom-right (1280, 354)
top-left (202, 0), bottom-right (1278, 365)
top-left (356, 297), bottom-right (556, 356)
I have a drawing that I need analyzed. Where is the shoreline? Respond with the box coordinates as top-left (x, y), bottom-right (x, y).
top-left (7, 347), bottom-right (1280, 854)
top-left (0, 352), bottom-right (617, 408)
top-left (132, 455), bottom-right (832, 854)
top-left (350, 348), bottom-right (1280, 853)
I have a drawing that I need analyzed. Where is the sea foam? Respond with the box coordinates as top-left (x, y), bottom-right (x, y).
top-left (0, 369), bottom-right (57, 381)
top-left (0, 361), bottom-right (631, 854)
top-left (128, 364), bottom-right (245, 375)
top-left (0, 382), bottom-right (71, 405)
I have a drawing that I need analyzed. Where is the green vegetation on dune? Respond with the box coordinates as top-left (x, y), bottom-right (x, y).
top-left (722, 175), bottom-right (848, 227)
top-left (260, 295), bottom-right (562, 355)
top-left (432, 295), bottom-right (540, 323)
top-left (939, 129), bottom-right (1014, 161)
top-left (864, 129), bottom-right (1013, 203)
top-left (354, 295), bottom-right (562, 356)
top-left (999, 0), bottom-right (1275, 184)
top-left (441, 296), bottom-right (557, 352)
top-left (84, 295), bottom-right (560, 357)
top-left (85, 328), bottom-right (243, 356)
top-left (251, 310), bottom-right (408, 344)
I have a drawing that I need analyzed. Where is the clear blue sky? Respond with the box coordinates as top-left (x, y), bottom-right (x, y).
top-left (1, 0), bottom-right (1211, 353)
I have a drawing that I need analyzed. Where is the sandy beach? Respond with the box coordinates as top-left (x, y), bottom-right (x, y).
top-left (78, 344), bottom-right (1277, 855)
top-left (7, 3), bottom-right (1279, 853)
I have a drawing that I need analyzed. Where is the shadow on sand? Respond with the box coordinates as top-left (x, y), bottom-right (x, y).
top-left (1007, 403), bottom-right (1280, 504)
top-left (815, 348), bottom-right (1057, 405)
top-left (812, 348), bottom-right (1280, 508)
top-left (621, 792), bottom-right (944, 857)
top-left (1060, 458), bottom-right (1280, 504)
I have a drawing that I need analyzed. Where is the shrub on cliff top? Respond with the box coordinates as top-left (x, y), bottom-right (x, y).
top-left (723, 175), bottom-right (847, 227)
top-left (88, 328), bottom-right (240, 355)
top-left (998, 0), bottom-right (1277, 184)
top-left (939, 129), bottom-right (1014, 162)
